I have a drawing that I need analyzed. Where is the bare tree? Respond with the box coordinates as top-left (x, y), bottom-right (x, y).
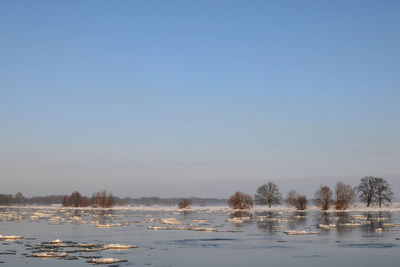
top-left (313, 185), bottom-right (333, 210)
top-left (374, 178), bottom-right (393, 207)
top-left (70, 191), bottom-right (83, 207)
top-left (255, 182), bottom-right (282, 208)
top-left (285, 190), bottom-right (308, 210)
top-left (178, 199), bottom-right (192, 209)
top-left (14, 192), bottom-right (26, 204)
top-left (61, 195), bottom-right (71, 207)
top-left (334, 182), bottom-right (355, 210)
top-left (228, 191), bottom-right (254, 210)
top-left (91, 191), bottom-right (115, 208)
top-left (62, 191), bottom-right (90, 207)
top-left (356, 176), bottom-right (379, 207)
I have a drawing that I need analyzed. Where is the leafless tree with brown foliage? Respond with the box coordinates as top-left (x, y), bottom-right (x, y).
top-left (254, 182), bottom-right (282, 208)
top-left (91, 191), bottom-right (115, 208)
top-left (178, 199), bottom-right (192, 209)
top-left (334, 182), bottom-right (355, 210)
top-left (313, 185), bottom-right (333, 210)
top-left (374, 178), bottom-right (393, 207)
top-left (285, 190), bottom-right (308, 210)
top-left (228, 191), bottom-right (254, 210)
top-left (61, 191), bottom-right (90, 207)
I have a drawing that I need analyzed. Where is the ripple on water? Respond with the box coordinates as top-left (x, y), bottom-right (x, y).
top-left (341, 243), bottom-right (398, 249)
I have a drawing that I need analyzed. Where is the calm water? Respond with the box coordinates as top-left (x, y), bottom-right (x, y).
top-left (0, 206), bottom-right (399, 266)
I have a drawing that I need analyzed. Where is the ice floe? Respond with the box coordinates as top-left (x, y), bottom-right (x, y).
top-left (319, 224), bottom-right (336, 230)
top-left (90, 257), bottom-right (128, 264)
top-left (33, 252), bottom-right (68, 258)
top-left (104, 243), bottom-right (137, 249)
top-left (283, 230), bottom-right (319, 235)
top-left (0, 235), bottom-right (22, 240)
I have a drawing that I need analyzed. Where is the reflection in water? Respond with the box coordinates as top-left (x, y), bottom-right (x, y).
top-left (255, 211), bottom-right (279, 233)
top-left (94, 209), bottom-right (115, 225)
top-left (230, 210), bottom-right (252, 218)
top-left (287, 211), bottom-right (307, 230)
top-left (313, 211), bottom-right (335, 233)
top-left (360, 211), bottom-right (392, 232)
top-left (335, 212), bottom-right (354, 236)
top-left (228, 211), bottom-right (253, 228)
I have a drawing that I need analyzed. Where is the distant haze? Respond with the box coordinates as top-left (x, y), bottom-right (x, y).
top-left (1, 1), bottom-right (399, 199)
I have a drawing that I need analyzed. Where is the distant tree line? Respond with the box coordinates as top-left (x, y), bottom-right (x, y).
top-left (1, 176), bottom-right (394, 210)
top-left (61, 191), bottom-right (115, 208)
top-left (0, 192), bottom-right (227, 207)
top-left (0, 193), bottom-right (64, 206)
top-left (228, 176), bottom-right (394, 210)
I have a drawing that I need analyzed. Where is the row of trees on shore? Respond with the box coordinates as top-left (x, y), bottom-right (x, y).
top-left (61, 191), bottom-right (115, 208)
top-left (229, 176), bottom-right (394, 210)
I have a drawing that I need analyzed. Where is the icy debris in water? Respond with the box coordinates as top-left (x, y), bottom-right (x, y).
top-left (188, 226), bottom-right (216, 232)
top-left (319, 224), bottom-right (336, 230)
top-left (383, 223), bottom-right (400, 227)
top-left (33, 252), bottom-right (68, 258)
top-left (227, 217), bottom-right (250, 224)
top-left (104, 243), bottom-right (138, 249)
top-left (90, 258), bottom-right (128, 264)
top-left (0, 235), bottom-right (22, 240)
top-left (192, 219), bottom-right (208, 223)
top-left (340, 223), bottom-right (361, 227)
top-left (148, 226), bottom-right (185, 231)
top-left (283, 230), bottom-right (319, 235)
top-left (376, 217), bottom-right (389, 221)
top-left (277, 219), bottom-right (289, 223)
top-left (354, 215), bottom-right (367, 220)
top-left (95, 223), bottom-right (123, 228)
top-left (161, 218), bottom-right (181, 225)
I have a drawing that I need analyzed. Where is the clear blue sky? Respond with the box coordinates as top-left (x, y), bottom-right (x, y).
top-left (1, 0), bottom-right (399, 198)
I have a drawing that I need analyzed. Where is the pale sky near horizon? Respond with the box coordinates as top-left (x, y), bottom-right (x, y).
top-left (1, 1), bottom-right (400, 198)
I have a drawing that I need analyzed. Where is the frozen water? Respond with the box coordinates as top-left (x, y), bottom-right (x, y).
top-left (0, 205), bottom-right (400, 266)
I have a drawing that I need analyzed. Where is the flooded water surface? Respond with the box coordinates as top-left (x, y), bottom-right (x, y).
top-left (1, 206), bottom-right (400, 266)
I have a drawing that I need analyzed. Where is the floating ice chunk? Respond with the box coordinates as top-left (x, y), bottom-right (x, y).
top-left (104, 243), bottom-right (137, 249)
top-left (148, 226), bottom-right (185, 231)
top-left (0, 235), bottom-right (22, 240)
top-left (277, 219), bottom-right (289, 223)
top-left (227, 217), bottom-right (249, 224)
top-left (319, 224), bottom-right (336, 230)
top-left (227, 218), bottom-right (243, 223)
top-left (383, 223), bottom-right (400, 227)
top-left (96, 223), bottom-right (123, 228)
top-left (192, 219), bottom-right (208, 223)
top-left (340, 223), bottom-right (361, 227)
top-left (33, 252), bottom-right (68, 258)
top-left (354, 215), bottom-right (367, 220)
top-left (161, 218), bottom-right (181, 225)
top-left (283, 230), bottom-right (319, 235)
top-left (90, 258), bottom-right (128, 264)
top-left (188, 226), bottom-right (216, 232)
top-left (376, 217), bottom-right (389, 221)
